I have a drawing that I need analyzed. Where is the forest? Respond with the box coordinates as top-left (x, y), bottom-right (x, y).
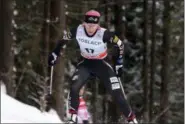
top-left (0, 0), bottom-right (184, 124)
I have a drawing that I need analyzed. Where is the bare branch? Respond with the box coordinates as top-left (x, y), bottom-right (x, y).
top-left (14, 68), bottom-right (27, 96)
top-left (28, 95), bottom-right (40, 105)
top-left (151, 105), bottom-right (171, 123)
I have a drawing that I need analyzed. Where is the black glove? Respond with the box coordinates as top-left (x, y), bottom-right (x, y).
top-left (48, 52), bottom-right (58, 66)
top-left (114, 57), bottom-right (123, 77)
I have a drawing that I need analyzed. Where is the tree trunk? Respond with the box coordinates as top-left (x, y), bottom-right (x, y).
top-left (149, 0), bottom-right (156, 121)
top-left (92, 79), bottom-right (98, 123)
top-left (114, 0), bottom-right (126, 40)
top-left (142, 0), bottom-right (149, 122)
top-left (159, 0), bottom-right (170, 123)
top-left (40, 0), bottom-right (51, 112)
top-left (82, 0), bottom-right (88, 15)
top-left (0, 0), bottom-right (14, 97)
top-left (102, 93), bottom-right (108, 123)
top-left (104, 0), bottom-right (111, 29)
top-left (41, 0), bottom-right (50, 84)
top-left (50, 0), bottom-right (66, 121)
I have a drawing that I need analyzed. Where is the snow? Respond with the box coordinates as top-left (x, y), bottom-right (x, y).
top-left (13, 10), bottom-right (19, 16)
top-left (1, 84), bottom-right (63, 123)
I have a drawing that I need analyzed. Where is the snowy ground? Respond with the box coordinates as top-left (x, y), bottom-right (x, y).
top-left (1, 84), bottom-right (63, 123)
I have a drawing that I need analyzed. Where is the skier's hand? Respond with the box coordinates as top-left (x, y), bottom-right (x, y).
top-left (48, 52), bottom-right (58, 66)
top-left (115, 65), bottom-right (123, 77)
top-left (114, 57), bottom-right (123, 77)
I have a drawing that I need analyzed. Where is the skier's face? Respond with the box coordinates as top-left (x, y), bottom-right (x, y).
top-left (84, 23), bottom-right (99, 35)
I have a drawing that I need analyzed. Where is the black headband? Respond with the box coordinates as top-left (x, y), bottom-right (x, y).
top-left (84, 15), bottom-right (100, 24)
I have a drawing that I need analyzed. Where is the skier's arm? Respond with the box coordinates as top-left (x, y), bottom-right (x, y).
top-left (48, 27), bottom-right (77, 66)
top-left (52, 27), bottom-right (77, 56)
top-left (103, 30), bottom-right (126, 76)
top-left (103, 30), bottom-right (124, 59)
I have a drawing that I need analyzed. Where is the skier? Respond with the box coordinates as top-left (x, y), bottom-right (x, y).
top-left (48, 10), bottom-right (138, 124)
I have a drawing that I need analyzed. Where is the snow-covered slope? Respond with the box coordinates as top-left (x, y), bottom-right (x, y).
top-left (1, 84), bottom-right (62, 123)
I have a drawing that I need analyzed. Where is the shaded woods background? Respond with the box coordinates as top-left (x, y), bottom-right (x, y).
top-left (0, 0), bottom-right (183, 124)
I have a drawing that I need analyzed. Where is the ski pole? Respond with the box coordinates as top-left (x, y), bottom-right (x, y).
top-left (49, 66), bottom-right (54, 94)
top-left (118, 77), bottom-right (127, 99)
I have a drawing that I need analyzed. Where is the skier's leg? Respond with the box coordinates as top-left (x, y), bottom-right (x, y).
top-left (68, 63), bottom-right (91, 123)
top-left (95, 61), bottom-right (137, 123)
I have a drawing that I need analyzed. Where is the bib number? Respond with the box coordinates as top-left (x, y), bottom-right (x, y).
top-left (85, 48), bottom-right (94, 54)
